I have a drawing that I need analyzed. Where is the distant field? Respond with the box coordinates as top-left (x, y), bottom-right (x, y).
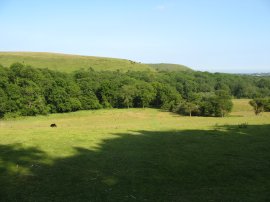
top-left (1, 100), bottom-right (270, 201)
top-left (0, 52), bottom-right (154, 72)
top-left (232, 99), bottom-right (253, 112)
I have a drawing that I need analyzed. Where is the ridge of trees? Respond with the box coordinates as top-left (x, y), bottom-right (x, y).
top-left (1, 63), bottom-right (270, 119)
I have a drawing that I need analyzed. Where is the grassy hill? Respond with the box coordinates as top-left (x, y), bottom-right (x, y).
top-left (148, 63), bottom-right (192, 72)
top-left (0, 52), bottom-right (154, 73)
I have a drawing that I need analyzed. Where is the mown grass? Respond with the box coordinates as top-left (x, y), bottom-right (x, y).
top-left (1, 100), bottom-right (270, 201)
top-left (0, 52), bottom-right (154, 72)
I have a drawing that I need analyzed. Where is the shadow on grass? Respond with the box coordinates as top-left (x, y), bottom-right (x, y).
top-left (227, 115), bottom-right (244, 117)
top-left (1, 124), bottom-right (270, 202)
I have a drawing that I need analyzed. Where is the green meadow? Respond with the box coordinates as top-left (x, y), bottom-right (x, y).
top-left (1, 100), bottom-right (270, 201)
top-left (0, 52), bottom-right (192, 73)
top-left (148, 63), bottom-right (192, 72)
top-left (0, 52), bottom-right (154, 72)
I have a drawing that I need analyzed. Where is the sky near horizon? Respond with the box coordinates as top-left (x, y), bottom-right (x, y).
top-left (0, 0), bottom-right (269, 73)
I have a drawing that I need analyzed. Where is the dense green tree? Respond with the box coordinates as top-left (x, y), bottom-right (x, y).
top-left (264, 99), bottom-right (270, 111)
top-left (0, 62), bottom-right (270, 119)
top-left (199, 98), bottom-right (216, 116)
top-left (215, 81), bottom-right (230, 92)
top-left (18, 80), bottom-right (48, 116)
top-left (176, 102), bottom-right (199, 117)
top-left (120, 85), bottom-right (137, 108)
top-left (78, 82), bottom-right (101, 109)
top-left (182, 80), bottom-right (197, 99)
top-left (257, 78), bottom-right (270, 89)
top-left (5, 84), bottom-right (21, 113)
top-left (249, 98), bottom-right (268, 115)
top-left (152, 82), bottom-right (181, 110)
top-left (0, 66), bottom-right (9, 88)
top-left (96, 81), bottom-right (115, 108)
top-left (212, 90), bottom-right (233, 117)
top-left (134, 82), bottom-right (156, 108)
top-left (0, 88), bottom-right (8, 117)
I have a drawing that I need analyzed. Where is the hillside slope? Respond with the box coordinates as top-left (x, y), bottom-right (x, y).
top-left (0, 52), bottom-right (154, 72)
top-left (148, 63), bottom-right (192, 72)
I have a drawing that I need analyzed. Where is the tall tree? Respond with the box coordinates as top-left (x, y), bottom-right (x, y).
top-left (120, 85), bottom-right (137, 108)
top-left (213, 90), bottom-right (233, 117)
top-left (249, 98), bottom-right (266, 115)
top-left (134, 82), bottom-right (156, 108)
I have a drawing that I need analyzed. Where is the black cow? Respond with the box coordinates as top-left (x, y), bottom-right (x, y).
top-left (50, 123), bottom-right (57, 128)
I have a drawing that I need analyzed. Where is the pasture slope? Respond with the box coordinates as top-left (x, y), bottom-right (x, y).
top-left (0, 99), bottom-right (270, 201)
top-left (0, 52), bottom-right (153, 72)
top-left (148, 63), bottom-right (192, 72)
top-left (0, 52), bottom-right (192, 73)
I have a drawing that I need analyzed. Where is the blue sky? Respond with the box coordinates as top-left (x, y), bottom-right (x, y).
top-left (0, 0), bottom-right (269, 73)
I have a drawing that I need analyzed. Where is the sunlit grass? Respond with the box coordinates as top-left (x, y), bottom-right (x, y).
top-left (0, 52), bottom-right (153, 72)
top-left (1, 99), bottom-right (270, 201)
top-left (1, 104), bottom-right (269, 156)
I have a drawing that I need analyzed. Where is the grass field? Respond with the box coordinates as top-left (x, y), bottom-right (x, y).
top-left (1, 100), bottom-right (270, 201)
top-left (148, 63), bottom-right (192, 72)
top-left (0, 52), bottom-right (154, 72)
top-left (232, 99), bottom-right (253, 112)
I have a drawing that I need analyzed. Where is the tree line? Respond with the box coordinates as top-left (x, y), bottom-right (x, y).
top-left (0, 63), bottom-right (270, 119)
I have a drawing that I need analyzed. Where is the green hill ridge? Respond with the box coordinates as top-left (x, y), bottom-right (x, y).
top-left (148, 63), bottom-right (192, 72)
top-left (0, 52), bottom-right (192, 72)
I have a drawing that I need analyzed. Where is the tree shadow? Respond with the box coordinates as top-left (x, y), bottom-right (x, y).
top-left (1, 124), bottom-right (270, 201)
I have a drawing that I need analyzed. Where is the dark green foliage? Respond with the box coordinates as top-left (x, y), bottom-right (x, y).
top-left (0, 88), bottom-right (8, 117)
top-left (120, 85), bottom-right (137, 108)
top-left (18, 80), bottom-right (48, 116)
top-left (134, 82), bottom-right (156, 108)
top-left (0, 62), bottom-right (270, 118)
top-left (175, 91), bottom-right (233, 117)
top-left (212, 90), bottom-right (233, 117)
top-left (0, 65), bottom-right (9, 88)
top-left (79, 89), bottom-right (101, 110)
top-left (249, 98), bottom-right (270, 115)
top-left (152, 82), bottom-right (181, 110)
top-left (265, 100), bottom-right (270, 111)
top-left (176, 102), bottom-right (199, 117)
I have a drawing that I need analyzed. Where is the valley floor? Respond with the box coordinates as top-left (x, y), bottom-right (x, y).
top-left (1, 102), bottom-right (270, 201)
